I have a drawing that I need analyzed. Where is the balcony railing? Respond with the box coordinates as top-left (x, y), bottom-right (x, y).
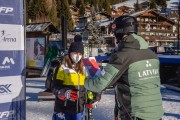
top-left (138, 28), bottom-right (174, 33)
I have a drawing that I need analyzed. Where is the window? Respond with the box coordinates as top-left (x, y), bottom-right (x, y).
top-left (145, 32), bottom-right (149, 35)
top-left (150, 32), bottom-right (155, 35)
top-left (145, 18), bottom-right (149, 22)
top-left (137, 17), bottom-right (140, 21)
top-left (161, 27), bottom-right (165, 30)
top-left (141, 32), bottom-right (145, 35)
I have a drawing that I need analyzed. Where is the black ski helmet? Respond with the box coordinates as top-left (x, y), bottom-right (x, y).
top-left (111, 15), bottom-right (138, 42)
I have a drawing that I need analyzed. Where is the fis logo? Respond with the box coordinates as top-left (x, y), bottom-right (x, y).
top-left (0, 110), bottom-right (14, 119)
top-left (0, 7), bottom-right (14, 14)
top-left (0, 84), bottom-right (12, 94)
top-left (0, 30), bottom-right (16, 43)
top-left (0, 57), bottom-right (15, 69)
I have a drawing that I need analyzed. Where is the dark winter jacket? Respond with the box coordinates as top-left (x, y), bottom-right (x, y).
top-left (84, 34), bottom-right (164, 120)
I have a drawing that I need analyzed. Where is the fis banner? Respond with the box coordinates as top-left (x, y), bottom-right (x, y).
top-left (0, 0), bottom-right (25, 120)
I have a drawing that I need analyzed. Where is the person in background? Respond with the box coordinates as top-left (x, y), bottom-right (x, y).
top-left (51, 35), bottom-right (100, 120)
top-left (84, 15), bottom-right (164, 120)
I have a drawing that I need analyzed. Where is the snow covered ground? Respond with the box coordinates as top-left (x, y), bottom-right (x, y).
top-left (26, 78), bottom-right (180, 120)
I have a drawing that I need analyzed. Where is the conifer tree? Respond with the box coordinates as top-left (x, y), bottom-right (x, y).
top-left (49, 0), bottom-right (58, 26)
top-left (134, 0), bottom-right (141, 11)
top-left (89, 0), bottom-right (100, 12)
top-left (79, 0), bottom-right (85, 17)
top-left (103, 0), bottom-right (111, 15)
top-left (84, 0), bottom-right (89, 4)
top-left (76, 0), bottom-right (81, 8)
top-left (150, 0), bottom-right (157, 9)
top-left (62, 0), bottom-right (74, 31)
top-left (155, 0), bottom-right (167, 10)
top-left (56, 0), bottom-right (62, 18)
top-left (98, 0), bottom-right (103, 12)
top-left (26, 0), bottom-right (31, 23)
top-left (56, 0), bottom-right (74, 31)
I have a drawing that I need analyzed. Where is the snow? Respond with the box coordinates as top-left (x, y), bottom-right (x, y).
top-left (99, 21), bottom-right (112, 27)
top-left (111, 0), bottom-right (149, 10)
top-left (167, 0), bottom-right (179, 10)
top-left (26, 78), bottom-right (180, 120)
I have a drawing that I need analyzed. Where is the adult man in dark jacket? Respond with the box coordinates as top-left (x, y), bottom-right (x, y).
top-left (84, 15), bottom-right (164, 120)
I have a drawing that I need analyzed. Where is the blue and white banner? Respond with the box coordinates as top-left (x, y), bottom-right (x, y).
top-left (0, 0), bottom-right (23, 25)
top-left (0, 24), bottom-right (24, 50)
top-left (0, 100), bottom-right (25, 120)
top-left (0, 51), bottom-right (24, 77)
top-left (0, 0), bottom-right (25, 120)
top-left (0, 76), bottom-right (24, 103)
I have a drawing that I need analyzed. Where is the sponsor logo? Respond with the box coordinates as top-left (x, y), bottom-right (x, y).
top-left (138, 69), bottom-right (159, 78)
top-left (0, 110), bottom-right (15, 119)
top-left (0, 7), bottom-right (14, 15)
top-left (0, 84), bottom-right (12, 94)
top-left (146, 61), bottom-right (151, 67)
top-left (138, 61), bottom-right (159, 80)
top-left (0, 57), bottom-right (15, 70)
top-left (0, 30), bottom-right (16, 43)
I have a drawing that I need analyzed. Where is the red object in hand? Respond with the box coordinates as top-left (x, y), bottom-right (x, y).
top-left (86, 104), bottom-right (93, 108)
top-left (86, 101), bottom-right (98, 109)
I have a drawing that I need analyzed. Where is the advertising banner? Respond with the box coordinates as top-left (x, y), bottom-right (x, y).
top-left (0, 51), bottom-right (24, 77)
top-left (26, 37), bottom-right (45, 68)
top-left (0, 24), bottom-right (24, 50)
top-left (0, 0), bottom-right (23, 25)
top-left (0, 76), bottom-right (24, 103)
top-left (0, 0), bottom-right (25, 120)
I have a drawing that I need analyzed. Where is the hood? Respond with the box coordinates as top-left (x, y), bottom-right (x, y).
top-left (118, 33), bottom-right (148, 51)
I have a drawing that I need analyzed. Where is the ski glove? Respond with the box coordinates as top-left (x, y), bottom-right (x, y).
top-left (86, 101), bottom-right (99, 109)
top-left (58, 89), bottom-right (78, 101)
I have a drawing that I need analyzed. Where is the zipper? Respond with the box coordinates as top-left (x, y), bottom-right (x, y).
top-left (77, 73), bottom-right (80, 113)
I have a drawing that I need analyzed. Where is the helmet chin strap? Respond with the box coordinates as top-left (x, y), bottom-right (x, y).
top-left (116, 34), bottom-right (128, 44)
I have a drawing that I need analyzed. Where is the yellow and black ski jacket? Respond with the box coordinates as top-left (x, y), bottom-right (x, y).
top-left (52, 62), bottom-right (86, 114)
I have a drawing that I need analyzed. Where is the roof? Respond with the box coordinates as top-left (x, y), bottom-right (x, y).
top-left (99, 20), bottom-right (113, 27)
top-left (26, 22), bottom-right (60, 33)
top-left (111, 0), bottom-right (149, 10)
top-left (130, 9), bottom-right (175, 25)
top-left (140, 12), bottom-right (156, 17)
top-left (158, 21), bottom-right (173, 26)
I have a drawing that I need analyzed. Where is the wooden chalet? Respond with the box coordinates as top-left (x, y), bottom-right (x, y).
top-left (131, 10), bottom-right (177, 46)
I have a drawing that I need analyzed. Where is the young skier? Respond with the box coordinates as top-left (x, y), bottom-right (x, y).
top-left (51, 35), bottom-right (100, 120)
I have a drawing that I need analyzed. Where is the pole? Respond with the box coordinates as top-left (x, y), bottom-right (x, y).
top-left (177, 0), bottom-right (180, 54)
top-left (178, 0), bottom-right (180, 54)
top-left (61, 1), bottom-right (67, 50)
top-left (61, 16), bottom-right (67, 50)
